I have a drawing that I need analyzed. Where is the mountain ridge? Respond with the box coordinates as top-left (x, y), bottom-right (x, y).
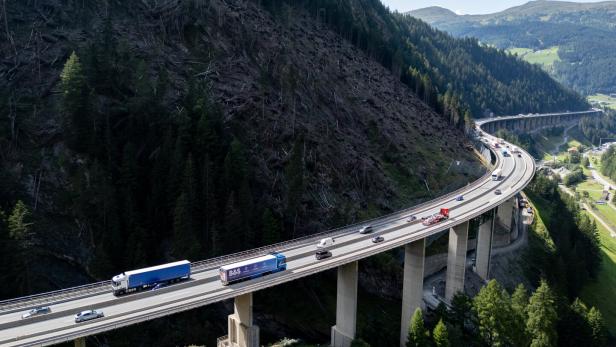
top-left (409, 0), bottom-right (616, 95)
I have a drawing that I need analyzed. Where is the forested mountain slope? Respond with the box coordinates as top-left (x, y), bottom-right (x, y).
top-left (410, 1), bottom-right (616, 95)
top-left (0, 0), bottom-right (485, 298)
top-left (269, 0), bottom-right (588, 118)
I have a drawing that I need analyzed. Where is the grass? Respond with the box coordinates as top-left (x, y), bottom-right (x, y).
top-left (532, 134), bottom-right (616, 335)
top-left (565, 153), bottom-right (616, 334)
top-left (580, 211), bottom-right (616, 335)
top-left (588, 155), bottom-right (602, 171)
top-left (508, 46), bottom-right (561, 68)
top-left (536, 133), bottom-right (566, 160)
top-left (568, 126), bottom-right (593, 147)
top-left (540, 139), bottom-right (585, 162)
top-left (532, 181), bottom-right (616, 334)
top-left (525, 193), bottom-right (557, 252)
top-left (576, 180), bottom-right (605, 199)
top-left (594, 205), bottom-right (616, 228)
top-left (588, 93), bottom-right (616, 110)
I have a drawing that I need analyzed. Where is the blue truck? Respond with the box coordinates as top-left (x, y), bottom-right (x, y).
top-left (111, 260), bottom-right (191, 296)
top-left (219, 253), bottom-right (287, 285)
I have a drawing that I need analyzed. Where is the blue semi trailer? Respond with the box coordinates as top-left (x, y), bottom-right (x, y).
top-left (111, 260), bottom-right (191, 296)
top-left (219, 253), bottom-right (286, 285)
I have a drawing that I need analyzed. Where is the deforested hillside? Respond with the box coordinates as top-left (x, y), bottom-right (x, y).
top-left (262, 0), bottom-right (589, 119)
top-left (0, 0), bottom-right (483, 300)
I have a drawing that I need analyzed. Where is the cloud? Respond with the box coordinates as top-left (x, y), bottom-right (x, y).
top-left (455, 9), bottom-right (466, 15)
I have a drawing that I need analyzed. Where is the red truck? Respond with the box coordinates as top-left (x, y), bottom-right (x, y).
top-left (422, 208), bottom-right (450, 226)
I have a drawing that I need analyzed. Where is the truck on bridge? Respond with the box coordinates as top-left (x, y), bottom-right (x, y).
top-left (422, 208), bottom-right (450, 226)
top-left (220, 253), bottom-right (287, 285)
top-left (111, 260), bottom-right (191, 296)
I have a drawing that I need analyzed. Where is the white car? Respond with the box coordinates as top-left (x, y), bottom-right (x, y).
top-left (358, 225), bottom-right (374, 234)
top-left (74, 309), bottom-right (104, 323)
top-left (316, 237), bottom-right (335, 249)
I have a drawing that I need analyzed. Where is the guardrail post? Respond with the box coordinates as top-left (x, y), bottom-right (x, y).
top-left (445, 221), bottom-right (469, 302)
top-left (475, 209), bottom-right (495, 281)
top-left (220, 293), bottom-right (259, 347)
top-left (400, 239), bottom-right (425, 347)
top-left (331, 261), bottom-right (358, 347)
top-left (74, 337), bottom-right (86, 347)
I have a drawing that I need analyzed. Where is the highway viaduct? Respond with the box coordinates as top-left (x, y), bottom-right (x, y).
top-left (479, 109), bottom-right (601, 135)
top-left (0, 110), bottom-right (601, 347)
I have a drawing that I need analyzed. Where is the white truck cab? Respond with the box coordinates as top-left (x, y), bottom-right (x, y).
top-left (111, 273), bottom-right (128, 293)
top-left (316, 237), bottom-right (335, 249)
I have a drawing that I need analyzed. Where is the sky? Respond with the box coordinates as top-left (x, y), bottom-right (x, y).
top-left (380, 0), bottom-right (607, 15)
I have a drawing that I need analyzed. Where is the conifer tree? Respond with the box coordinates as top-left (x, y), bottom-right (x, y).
top-left (262, 208), bottom-right (281, 245)
top-left (60, 52), bottom-right (91, 151)
top-left (450, 292), bottom-right (474, 328)
top-left (559, 298), bottom-right (593, 346)
top-left (511, 284), bottom-right (530, 346)
top-left (587, 307), bottom-right (607, 347)
top-left (8, 200), bottom-right (33, 242)
top-left (172, 156), bottom-right (202, 259)
top-left (526, 280), bottom-right (558, 347)
top-left (473, 280), bottom-right (516, 347)
top-left (406, 308), bottom-right (428, 347)
top-left (285, 135), bottom-right (305, 233)
top-left (224, 138), bottom-right (248, 193)
top-left (210, 223), bottom-right (222, 257)
top-left (224, 193), bottom-right (245, 252)
top-left (433, 319), bottom-right (450, 347)
top-left (173, 192), bottom-right (199, 259)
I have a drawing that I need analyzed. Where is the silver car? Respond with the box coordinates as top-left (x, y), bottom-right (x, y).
top-left (358, 225), bottom-right (373, 234)
top-left (21, 306), bottom-right (51, 319)
top-left (74, 309), bottom-right (104, 323)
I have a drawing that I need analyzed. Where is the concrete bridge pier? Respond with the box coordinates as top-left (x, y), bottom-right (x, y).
top-left (475, 210), bottom-right (496, 281)
top-left (400, 239), bottom-right (426, 347)
top-left (75, 338), bottom-right (86, 347)
top-left (224, 293), bottom-right (259, 347)
top-left (331, 261), bottom-right (358, 347)
top-left (497, 198), bottom-right (514, 231)
top-left (445, 221), bottom-right (469, 302)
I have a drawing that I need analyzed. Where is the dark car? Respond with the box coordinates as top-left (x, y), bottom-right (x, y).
top-left (517, 154), bottom-right (522, 158)
top-left (21, 306), bottom-right (51, 319)
top-left (371, 236), bottom-right (384, 243)
top-left (494, 189), bottom-right (502, 195)
top-left (315, 249), bottom-right (332, 260)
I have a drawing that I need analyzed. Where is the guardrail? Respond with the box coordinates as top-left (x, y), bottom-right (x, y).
top-left (0, 118), bottom-right (507, 316)
top-left (0, 282), bottom-right (111, 313)
top-left (1, 123), bottom-right (536, 347)
top-left (0, 146), bottom-right (495, 314)
top-left (188, 161), bottom-right (494, 270)
top-left (1, 146), bottom-right (527, 347)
